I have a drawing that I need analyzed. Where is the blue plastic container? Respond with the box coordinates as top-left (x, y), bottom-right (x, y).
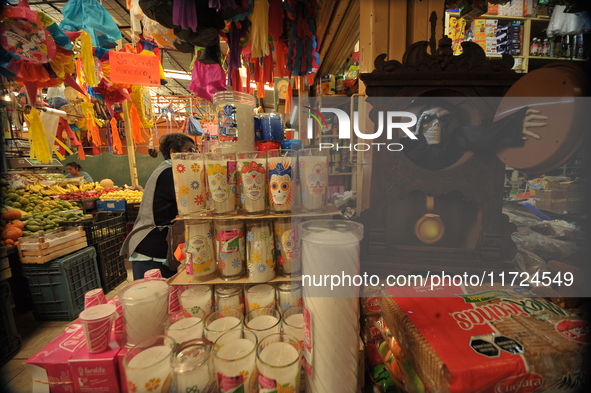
top-left (23, 247), bottom-right (101, 321)
top-left (281, 139), bottom-right (302, 150)
top-left (260, 113), bottom-right (284, 141)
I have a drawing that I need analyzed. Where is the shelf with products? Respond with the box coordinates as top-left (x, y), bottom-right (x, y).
top-left (445, 11), bottom-right (587, 73)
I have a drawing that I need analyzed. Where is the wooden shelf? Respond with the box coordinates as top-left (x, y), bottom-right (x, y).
top-left (528, 56), bottom-right (587, 62)
top-left (329, 172), bottom-right (354, 175)
top-left (167, 270), bottom-right (301, 286)
top-left (176, 204), bottom-right (341, 221)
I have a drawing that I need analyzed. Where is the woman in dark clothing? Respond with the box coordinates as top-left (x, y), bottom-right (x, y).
top-left (120, 133), bottom-right (195, 280)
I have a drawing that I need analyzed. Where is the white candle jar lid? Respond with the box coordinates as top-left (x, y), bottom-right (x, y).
top-left (298, 220), bottom-right (364, 245)
top-left (119, 278), bottom-right (170, 304)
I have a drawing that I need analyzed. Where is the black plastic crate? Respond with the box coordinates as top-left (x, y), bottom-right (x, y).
top-left (0, 280), bottom-right (21, 367)
top-left (95, 236), bottom-right (127, 294)
top-left (59, 212), bottom-right (125, 246)
top-left (22, 247), bottom-right (100, 321)
top-left (126, 202), bottom-right (141, 223)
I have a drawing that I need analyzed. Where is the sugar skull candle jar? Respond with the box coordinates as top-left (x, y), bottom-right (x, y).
top-left (214, 220), bottom-right (246, 280)
top-left (236, 151), bottom-right (267, 215)
top-left (267, 149), bottom-right (297, 214)
top-left (273, 217), bottom-right (301, 277)
top-left (205, 152), bottom-right (238, 216)
top-left (171, 153), bottom-right (207, 217)
top-left (298, 148), bottom-right (329, 212)
top-left (184, 220), bottom-right (218, 282)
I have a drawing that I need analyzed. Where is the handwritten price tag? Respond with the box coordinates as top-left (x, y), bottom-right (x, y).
top-left (108, 51), bottom-right (161, 87)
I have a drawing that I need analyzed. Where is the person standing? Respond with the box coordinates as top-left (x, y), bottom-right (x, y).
top-left (120, 133), bottom-right (195, 279)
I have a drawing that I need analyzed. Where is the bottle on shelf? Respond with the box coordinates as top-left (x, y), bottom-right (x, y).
top-left (548, 37), bottom-right (555, 58)
top-left (530, 38), bottom-right (540, 56)
top-left (554, 35), bottom-right (563, 58)
top-left (541, 38), bottom-right (549, 57)
top-left (563, 34), bottom-right (571, 58)
top-left (576, 34), bottom-right (584, 59)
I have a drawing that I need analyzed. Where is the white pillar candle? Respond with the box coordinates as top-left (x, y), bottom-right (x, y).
top-left (257, 342), bottom-right (301, 390)
top-left (179, 285), bottom-right (213, 317)
top-left (299, 220), bottom-right (363, 393)
top-left (274, 218), bottom-right (302, 277)
top-left (246, 315), bottom-right (280, 342)
top-left (283, 313), bottom-right (304, 342)
top-left (267, 150), bottom-right (297, 214)
top-left (171, 153), bottom-right (206, 216)
top-left (166, 317), bottom-right (204, 344)
top-left (124, 338), bottom-right (174, 393)
top-left (245, 283), bottom-right (276, 312)
top-left (213, 330), bottom-right (258, 393)
top-left (185, 220), bottom-right (218, 281)
top-left (237, 153), bottom-right (267, 215)
top-left (246, 221), bottom-right (276, 282)
top-left (298, 152), bottom-right (328, 212)
top-left (215, 284), bottom-right (245, 313)
top-left (277, 282), bottom-right (303, 312)
top-left (215, 220), bottom-right (246, 280)
top-left (119, 279), bottom-right (170, 346)
top-left (205, 155), bottom-right (237, 215)
top-left (205, 316), bottom-right (242, 343)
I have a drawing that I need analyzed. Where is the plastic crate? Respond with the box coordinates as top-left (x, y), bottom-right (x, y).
top-left (95, 236), bottom-right (127, 294)
top-left (0, 280), bottom-right (21, 367)
top-left (59, 212), bottom-right (125, 246)
top-left (22, 247), bottom-right (101, 321)
top-left (126, 202), bottom-right (141, 223)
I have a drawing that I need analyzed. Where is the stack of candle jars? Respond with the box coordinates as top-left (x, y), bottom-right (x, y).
top-left (172, 148), bottom-right (330, 219)
top-left (183, 217), bottom-right (303, 282)
top-left (121, 281), bottom-right (305, 393)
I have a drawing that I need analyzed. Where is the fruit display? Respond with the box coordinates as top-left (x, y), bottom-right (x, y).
top-left (25, 181), bottom-right (105, 196)
top-left (57, 188), bottom-right (119, 202)
top-left (99, 189), bottom-right (143, 203)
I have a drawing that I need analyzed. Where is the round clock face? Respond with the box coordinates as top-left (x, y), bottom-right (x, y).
top-left (0, 16), bottom-right (57, 64)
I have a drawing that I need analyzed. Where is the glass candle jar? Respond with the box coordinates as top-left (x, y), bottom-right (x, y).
top-left (214, 284), bottom-right (245, 314)
top-left (273, 217), bottom-right (302, 277)
top-left (256, 333), bottom-right (302, 393)
top-left (236, 151), bottom-right (267, 215)
top-left (267, 149), bottom-right (297, 214)
top-left (276, 281), bottom-right (302, 312)
top-left (213, 328), bottom-right (258, 393)
top-left (245, 307), bottom-right (281, 343)
top-left (171, 152), bottom-right (207, 217)
top-left (213, 91), bottom-right (256, 154)
top-left (214, 220), bottom-right (246, 280)
top-left (184, 220), bottom-right (218, 281)
top-left (205, 152), bottom-right (238, 216)
top-left (178, 285), bottom-right (213, 317)
top-left (171, 339), bottom-right (217, 393)
top-left (244, 283), bottom-right (276, 313)
top-left (165, 310), bottom-right (206, 345)
top-left (123, 335), bottom-right (175, 393)
top-left (204, 308), bottom-right (244, 343)
top-left (298, 148), bottom-right (329, 212)
top-left (246, 220), bottom-right (276, 282)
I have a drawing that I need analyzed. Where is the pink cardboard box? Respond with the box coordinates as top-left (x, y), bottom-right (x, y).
top-left (25, 321), bottom-right (86, 393)
top-left (68, 340), bottom-right (122, 393)
top-left (117, 346), bottom-right (130, 393)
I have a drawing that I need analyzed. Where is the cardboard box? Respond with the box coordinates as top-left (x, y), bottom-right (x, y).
top-left (535, 190), bottom-right (568, 212)
top-left (117, 346), bottom-right (130, 393)
top-left (487, 3), bottom-right (499, 14)
top-left (69, 341), bottom-right (122, 393)
top-left (498, 0), bottom-right (524, 16)
top-left (25, 322), bottom-right (86, 393)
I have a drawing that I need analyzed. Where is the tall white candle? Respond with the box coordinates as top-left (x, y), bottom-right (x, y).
top-left (185, 220), bottom-right (217, 281)
top-left (283, 313), bottom-right (304, 342)
top-left (277, 282), bottom-right (302, 312)
top-left (245, 284), bottom-right (276, 312)
top-left (258, 342), bottom-right (300, 388)
top-left (267, 151), bottom-right (297, 213)
top-left (171, 153), bottom-right (206, 216)
top-left (166, 317), bottom-right (204, 344)
top-left (215, 285), bottom-right (244, 313)
top-left (119, 279), bottom-right (170, 346)
top-left (205, 316), bottom-right (242, 343)
top-left (274, 218), bottom-right (302, 277)
top-left (237, 154), bottom-right (267, 215)
top-left (299, 220), bottom-right (363, 393)
top-left (246, 315), bottom-right (280, 342)
top-left (205, 156), bottom-right (237, 215)
top-left (179, 285), bottom-right (213, 316)
top-left (126, 345), bottom-right (173, 393)
top-left (298, 153), bottom-right (328, 212)
top-left (246, 221), bottom-right (276, 282)
top-left (214, 338), bottom-right (257, 393)
top-left (171, 339), bottom-right (215, 393)
top-left (215, 220), bottom-right (245, 280)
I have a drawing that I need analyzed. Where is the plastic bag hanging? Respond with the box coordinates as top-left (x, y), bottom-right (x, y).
top-left (249, 0), bottom-right (270, 58)
top-left (59, 0), bottom-right (122, 47)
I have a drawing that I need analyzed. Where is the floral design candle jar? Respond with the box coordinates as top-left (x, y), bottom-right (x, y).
top-left (205, 152), bottom-right (237, 215)
top-left (171, 153), bottom-right (206, 216)
top-left (246, 220), bottom-right (276, 282)
top-left (237, 151), bottom-right (267, 215)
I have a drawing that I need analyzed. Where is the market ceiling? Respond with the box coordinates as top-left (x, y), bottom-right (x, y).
top-left (29, 0), bottom-right (194, 96)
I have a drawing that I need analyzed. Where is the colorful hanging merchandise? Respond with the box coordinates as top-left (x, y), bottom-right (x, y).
top-left (284, 0), bottom-right (320, 76)
top-left (0, 6), bottom-right (77, 97)
top-left (59, 0), bottom-right (122, 47)
top-left (188, 49), bottom-right (227, 101)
